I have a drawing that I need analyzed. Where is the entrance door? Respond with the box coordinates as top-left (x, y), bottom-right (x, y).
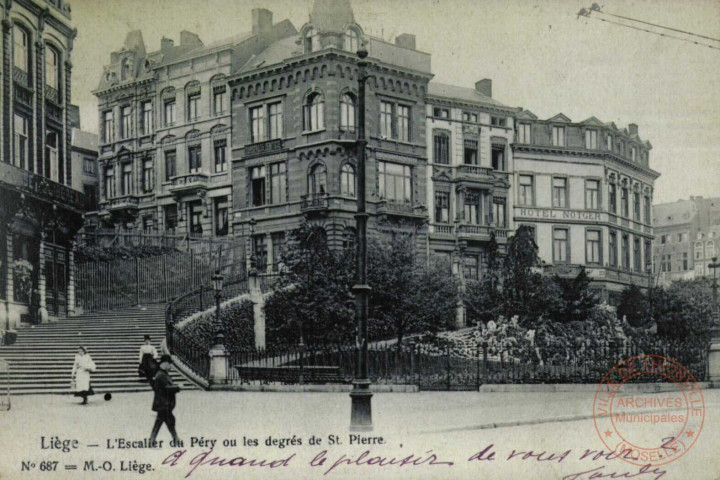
top-left (44, 244), bottom-right (67, 316)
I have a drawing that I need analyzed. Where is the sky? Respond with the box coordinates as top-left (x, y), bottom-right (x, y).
top-left (70, 0), bottom-right (720, 205)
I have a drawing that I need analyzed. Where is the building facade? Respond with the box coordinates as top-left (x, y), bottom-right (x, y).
top-left (512, 112), bottom-right (659, 304)
top-left (0, 0), bottom-right (84, 328)
top-left (91, 11), bottom-right (296, 238)
top-left (228, 0), bottom-right (432, 269)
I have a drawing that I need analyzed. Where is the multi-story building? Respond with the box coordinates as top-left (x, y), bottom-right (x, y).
top-left (425, 80), bottom-right (516, 280)
top-left (71, 127), bottom-right (99, 211)
top-left (512, 112), bottom-right (659, 304)
top-left (91, 11), bottom-right (296, 237)
top-left (0, 0), bottom-right (85, 327)
top-left (228, 0), bottom-right (432, 268)
top-left (653, 196), bottom-right (720, 282)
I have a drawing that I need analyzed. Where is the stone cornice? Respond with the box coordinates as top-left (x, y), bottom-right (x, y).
top-left (93, 77), bottom-right (156, 97)
top-left (426, 94), bottom-right (519, 116)
top-left (15, 0), bottom-right (73, 36)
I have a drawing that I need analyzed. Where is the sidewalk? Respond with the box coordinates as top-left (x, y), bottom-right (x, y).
top-left (1, 389), bottom-right (718, 479)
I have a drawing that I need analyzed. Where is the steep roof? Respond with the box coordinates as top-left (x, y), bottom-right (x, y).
top-left (427, 82), bottom-right (508, 108)
top-left (653, 200), bottom-right (696, 227)
top-left (237, 35), bottom-right (299, 73)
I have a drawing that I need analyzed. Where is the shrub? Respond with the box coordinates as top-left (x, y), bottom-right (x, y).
top-left (180, 300), bottom-right (255, 351)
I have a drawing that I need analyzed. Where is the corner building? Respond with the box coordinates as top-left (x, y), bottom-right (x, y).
top-left (229, 0), bottom-right (432, 268)
top-left (512, 111), bottom-right (659, 303)
top-left (0, 0), bottom-right (85, 328)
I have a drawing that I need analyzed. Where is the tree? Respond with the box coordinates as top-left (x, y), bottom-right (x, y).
top-left (551, 268), bottom-right (599, 323)
top-left (617, 284), bottom-right (648, 327)
top-left (652, 279), bottom-right (715, 340)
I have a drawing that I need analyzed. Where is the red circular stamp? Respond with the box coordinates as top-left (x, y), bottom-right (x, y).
top-left (592, 354), bottom-right (705, 467)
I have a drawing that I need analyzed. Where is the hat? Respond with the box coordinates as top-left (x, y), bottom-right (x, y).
top-left (144, 335), bottom-right (151, 341)
top-left (159, 354), bottom-right (172, 364)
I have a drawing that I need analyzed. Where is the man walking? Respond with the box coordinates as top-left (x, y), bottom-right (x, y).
top-left (149, 355), bottom-right (180, 445)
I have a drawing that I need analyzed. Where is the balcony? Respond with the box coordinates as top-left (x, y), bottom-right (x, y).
top-left (245, 138), bottom-right (284, 158)
top-left (45, 85), bottom-right (60, 104)
top-left (376, 200), bottom-right (427, 220)
top-left (457, 223), bottom-right (493, 241)
top-left (13, 67), bottom-right (29, 88)
top-left (300, 193), bottom-right (329, 213)
top-left (456, 165), bottom-right (494, 185)
top-left (0, 161), bottom-right (85, 211)
top-left (431, 223), bottom-right (455, 235)
top-left (104, 195), bottom-right (139, 212)
top-left (168, 173), bottom-right (209, 195)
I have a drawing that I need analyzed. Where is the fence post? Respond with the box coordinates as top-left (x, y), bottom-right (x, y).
top-left (190, 250), bottom-right (195, 289)
top-left (135, 257), bottom-right (140, 306)
top-left (476, 342), bottom-right (481, 389)
top-left (445, 343), bottom-right (451, 390)
top-left (199, 284), bottom-right (204, 311)
top-left (299, 342), bottom-right (305, 386)
top-left (163, 256), bottom-right (169, 302)
top-left (483, 341), bottom-right (488, 382)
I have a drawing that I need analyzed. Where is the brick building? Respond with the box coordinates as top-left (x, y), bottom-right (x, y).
top-left (0, 0), bottom-right (85, 328)
top-left (512, 112), bottom-right (659, 303)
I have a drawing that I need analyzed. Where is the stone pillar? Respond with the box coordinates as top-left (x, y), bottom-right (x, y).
top-left (709, 327), bottom-right (720, 385)
top-left (2, 20), bottom-right (11, 164)
top-left (66, 242), bottom-right (76, 317)
top-left (208, 344), bottom-right (229, 386)
top-left (452, 248), bottom-right (466, 328)
top-left (34, 39), bottom-right (44, 176)
top-left (456, 186), bottom-right (466, 222)
top-left (5, 234), bottom-right (18, 330)
top-left (248, 268), bottom-right (265, 349)
top-left (37, 235), bottom-right (49, 323)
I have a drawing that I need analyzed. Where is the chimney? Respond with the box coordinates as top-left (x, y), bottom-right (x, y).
top-left (252, 8), bottom-right (273, 35)
top-left (395, 33), bottom-right (416, 50)
top-left (629, 123), bottom-right (638, 136)
top-left (180, 31), bottom-right (203, 47)
top-left (475, 78), bottom-right (492, 98)
top-left (161, 37), bottom-right (174, 52)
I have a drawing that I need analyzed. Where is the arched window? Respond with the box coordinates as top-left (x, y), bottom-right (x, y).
top-left (45, 46), bottom-right (59, 90)
top-left (13, 26), bottom-right (29, 72)
top-left (340, 93), bottom-right (356, 132)
top-left (707, 240), bottom-right (715, 258)
top-left (304, 92), bottom-right (324, 131)
top-left (340, 163), bottom-right (356, 197)
top-left (308, 163), bottom-right (327, 196)
top-left (344, 28), bottom-right (359, 52)
top-left (121, 58), bottom-right (131, 81)
top-left (304, 27), bottom-right (317, 53)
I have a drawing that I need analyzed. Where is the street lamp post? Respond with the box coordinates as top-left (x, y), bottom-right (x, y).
top-left (710, 257), bottom-right (720, 323)
top-left (212, 270), bottom-right (224, 346)
top-left (350, 47), bottom-right (373, 431)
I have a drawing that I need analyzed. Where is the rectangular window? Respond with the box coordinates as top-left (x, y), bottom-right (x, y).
top-left (464, 194), bottom-right (481, 225)
top-left (586, 180), bottom-right (600, 210)
top-left (13, 28), bottom-right (28, 72)
top-left (465, 140), bottom-right (479, 165)
top-left (491, 116), bottom-right (507, 127)
top-left (606, 135), bottom-right (613, 151)
top-left (434, 192), bottom-right (449, 223)
top-left (585, 129), bottom-right (598, 149)
top-left (164, 204), bottom-right (177, 232)
top-left (586, 230), bottom-right (601, 264)
top-left (634, 192), bottom-right (641, 220)
top-left (552, 126), bottom-right (565, 147)
top-left (271, 232), bottom-right (286, 270)
top-left (397, 104), bottom-right (410, 141)
top-left (631, 146), bottom-right (637, 162)
top-left (141, 101), bottom-right (153, 135)
top-left (493, 201), bottom-right (506, 228)
top-left (253, 234), bottom-right (268, 270)
top-left (46, 47), bottom-right (58, 90)
top-left (609, 183), bottom-right (617, 214)
top-left (609, 230), bottom-right (617, 267)
top-left (434, 133), bottom-right (449, 164)
top-left (13, 114), bottom-right (28, 168)
top-left (268, 102), bottom-right (283, 139)
top-left (103, 110), bottom-right (114, 143)
top-left (622, 234), bottom-right (630, 269)
top-left (517, 123), bottom-right (531, 143)
top-left (214, 197), bottom-right (228, 236)
top-left (213, 86), bottom-right (227, 115)
top-left (519, 174), bottom-right (534, 206)
top-left (188, 146), bottom-right (201, 173)
top-left (378, 161), bottom-right (412, 203)
top-left (104, 166), bottom-right (116, 199)
top-left (189, 201), bottom-right (203, 235)
top-left (433, 107), bottom-right (449, 118)
top-left (164, 99), bottom-right (176, 126)
top-left (121, 106), bottom-right (132, 139)
top-left (121, 163), bottom-right (132, 195)
top-left (380, 101), bottom-right (393, 138)
top-left (553, 228), bottom-right (569, 263)
top-left (682, 251), bottom-right (688, 271)
top-left (644, 196), bottom-right (651, 223)
top-left (661, 235), bottom-right (666, 245)
top-left (187, 93), bottom-right (200, 121)
top-left (164, 150), bottom-right (176, 181)
top-left (250, 105), bottom-right (266, 143)
top-left (552, 177), bottom-right (568, 208)
top-left (214, 140), bottom-right (227, 173)
top-left (634, 237), bottom-right (641, 272)
top-left (83, 157), bottom-right (95, 174)
top-left (622, 187), bottom-right (629, 217)
top-left (464, 256), bottom-right (479, 281)
top-left (251, 166), bottom-right (266, 206)
top-left (269, 162), bottom-right (286, 204)
top-left (491, 146), bottom-right (504, 170)
top-left (143, 159), bottom-right (154, 193)
top-left (462, 111), bottom-right (477, 122)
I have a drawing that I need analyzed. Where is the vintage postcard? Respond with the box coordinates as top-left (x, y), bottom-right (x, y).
top-left (0, 0), bottom-right (719, 478)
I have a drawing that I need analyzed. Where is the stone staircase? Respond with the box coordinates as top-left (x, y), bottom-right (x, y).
top-left (0, 304), bottom-right (198, 395)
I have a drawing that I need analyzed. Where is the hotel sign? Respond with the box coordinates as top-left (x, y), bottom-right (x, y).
top-left (515, 207), bottom-right (605, 222)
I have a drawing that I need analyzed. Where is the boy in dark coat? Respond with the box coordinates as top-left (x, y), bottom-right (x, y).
top-left (149, 355), bottom-right (180, 444)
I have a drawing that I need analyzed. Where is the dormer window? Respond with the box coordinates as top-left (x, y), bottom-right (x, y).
top-left (552, 126), bottom-right (565, 147)
top-left (304, 27), bottom-right (318, 53)
top-left (121, 58), bottom-right (131, 81)
top-left (344, 28), bottom-right (359, 52)
top-left (606, 134), bottom-right (613, 151)
top-left (585, 129), bottom-right (598, 149)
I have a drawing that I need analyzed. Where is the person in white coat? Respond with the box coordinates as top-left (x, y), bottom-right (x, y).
top-left (71, 346), bottom-right (96, 405)
top-left (138, 335), bottom-right (159, 383)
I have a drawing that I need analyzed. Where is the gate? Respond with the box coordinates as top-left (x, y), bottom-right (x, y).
top-left (44, 243), bottom-right (67, 316)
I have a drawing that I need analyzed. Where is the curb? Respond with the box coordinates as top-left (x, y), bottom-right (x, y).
top-left (478, 382), bottom-right (713, 393)
top-left (207, 384), bottom-right (418, 393)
